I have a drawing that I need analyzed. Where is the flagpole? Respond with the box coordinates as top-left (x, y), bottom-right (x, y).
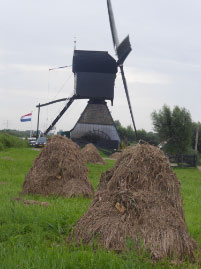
top-left (36, 104), bottom-right (40, 139)
top-left (30, 111), bottom-right (33, 138)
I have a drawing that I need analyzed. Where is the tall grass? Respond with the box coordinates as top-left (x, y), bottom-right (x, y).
top-left (0, 132), bottom-right (28, 151)
top-left (0, 148), bottom-right (200, 268)
top-left (174, 168), bottom-right (201, 248)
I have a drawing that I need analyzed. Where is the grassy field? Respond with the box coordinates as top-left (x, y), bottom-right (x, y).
top-left (0, 148), bottom-right (200, 268)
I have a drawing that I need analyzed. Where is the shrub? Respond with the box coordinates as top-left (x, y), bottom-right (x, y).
top-left (0, 132), bottom-right (28, 151)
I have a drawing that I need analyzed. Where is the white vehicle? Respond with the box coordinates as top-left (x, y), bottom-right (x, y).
top-left (28, 137), bottom-right (37, 146)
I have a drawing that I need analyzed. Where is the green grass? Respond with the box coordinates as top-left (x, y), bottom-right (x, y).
top-left (0, 148), bottom-right (200, 268)
top-left (87, 160), bottom-right (114, 190)
top-left (174, 168), bottom-right (201, 247)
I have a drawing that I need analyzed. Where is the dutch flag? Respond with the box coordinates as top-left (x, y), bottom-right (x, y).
top-left (20, 113), bottom-right (32, 122)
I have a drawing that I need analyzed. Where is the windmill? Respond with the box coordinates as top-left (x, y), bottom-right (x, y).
top-left (37, 0), bottom-right (137, 149)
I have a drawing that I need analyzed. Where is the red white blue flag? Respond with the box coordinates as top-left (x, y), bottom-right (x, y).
top-left (20, 113), bottom-right (32, 122)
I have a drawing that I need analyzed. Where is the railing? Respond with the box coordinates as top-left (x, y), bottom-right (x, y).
top-left (167, 154), bottom-right (197, 167)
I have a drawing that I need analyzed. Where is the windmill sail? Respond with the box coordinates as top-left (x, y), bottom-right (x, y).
top-left (107, 0), bottom-right (119, 49)
top-left (119, 65), bottom-right (138, 139)
top-left (107, 0), bottom-right (138, 139)
top-left (116, 35), bottom-right (132, 65)
top-left (107, 0), bottom-right (132, 64)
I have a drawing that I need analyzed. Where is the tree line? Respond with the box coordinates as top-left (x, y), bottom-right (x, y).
top-left (115, 105), bottom-right (201, 155)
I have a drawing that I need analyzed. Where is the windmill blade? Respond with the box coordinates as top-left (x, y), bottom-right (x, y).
top-left (117, 35), bottom-right (132, 65)
top-left (107, 0), bottom-right (119, 50)
top-left (120, 65), bottom-right (138, 140)
top-left (44, 95), bottom-right (76, 135)
top-left (107, 0), bottom-right (132, 64)
top-left (107, 0), bottom-right (138, 139)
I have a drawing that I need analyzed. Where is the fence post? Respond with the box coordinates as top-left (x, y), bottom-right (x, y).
top-left (181, 155), bottom-right (184, 168)
top-left (194, 154), bottom-right (197, 167)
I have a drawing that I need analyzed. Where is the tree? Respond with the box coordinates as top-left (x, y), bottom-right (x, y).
top-left (137, 129), bottom-right (160, 146)
top-left (115, 124), bottom-right (135, 145)
top-left (114, 120), bottom-right (121, 128)
top-left (114, 120), bottom-right (159, 146)
top-left (152, 105), bottom-right (192, 154)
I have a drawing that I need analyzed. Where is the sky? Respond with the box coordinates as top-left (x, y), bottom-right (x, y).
top-left (1, 0), bottom-right (201, 133)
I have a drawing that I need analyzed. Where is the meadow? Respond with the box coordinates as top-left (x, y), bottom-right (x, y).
top-left (0, 148), bottom-right (200, 268)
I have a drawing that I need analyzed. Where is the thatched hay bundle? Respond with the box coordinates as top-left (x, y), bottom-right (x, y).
top-left (70, 143), bottom-right (197, 261)
top-left (110, 151), bottom-right (122, 160)
top-left (97, 168), bottom-right (113, 192)
top-left (81, 143), bottom-right (105, 165)
top-left (22, 135), bottom-right (94, 198)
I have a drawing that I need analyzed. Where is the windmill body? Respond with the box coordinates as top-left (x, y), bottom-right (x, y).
top-left (70, 49), bottom-right (120, 149)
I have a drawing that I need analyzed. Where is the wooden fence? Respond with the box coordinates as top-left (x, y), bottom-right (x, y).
top-left (167, 154), bottom-right (197, 167)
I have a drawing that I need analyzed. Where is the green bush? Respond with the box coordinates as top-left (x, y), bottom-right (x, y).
top-left (0, 132), bottom-right (28, 150)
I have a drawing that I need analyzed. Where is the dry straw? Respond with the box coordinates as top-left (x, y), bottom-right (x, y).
top-left (70, 143), bottom-right (198, 261)
top-left (81, 143), bottom-right (105, 165)
top-left (110, 151), bottom-right (122, 160)
top-left (22, 135), bottom-right (94, 198)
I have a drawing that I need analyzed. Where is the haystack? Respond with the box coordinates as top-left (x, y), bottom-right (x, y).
top-left (22, 135), bottom-right (94, 198)
top-left (70, 143), bottom-right (197, 261)
top-left (81, 143), bottom-right (105, 165)
top-left (110, 151), bottom-right (122, 160)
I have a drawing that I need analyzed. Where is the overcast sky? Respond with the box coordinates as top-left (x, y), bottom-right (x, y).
top-left (1, 0), bottom-right (201, 133)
